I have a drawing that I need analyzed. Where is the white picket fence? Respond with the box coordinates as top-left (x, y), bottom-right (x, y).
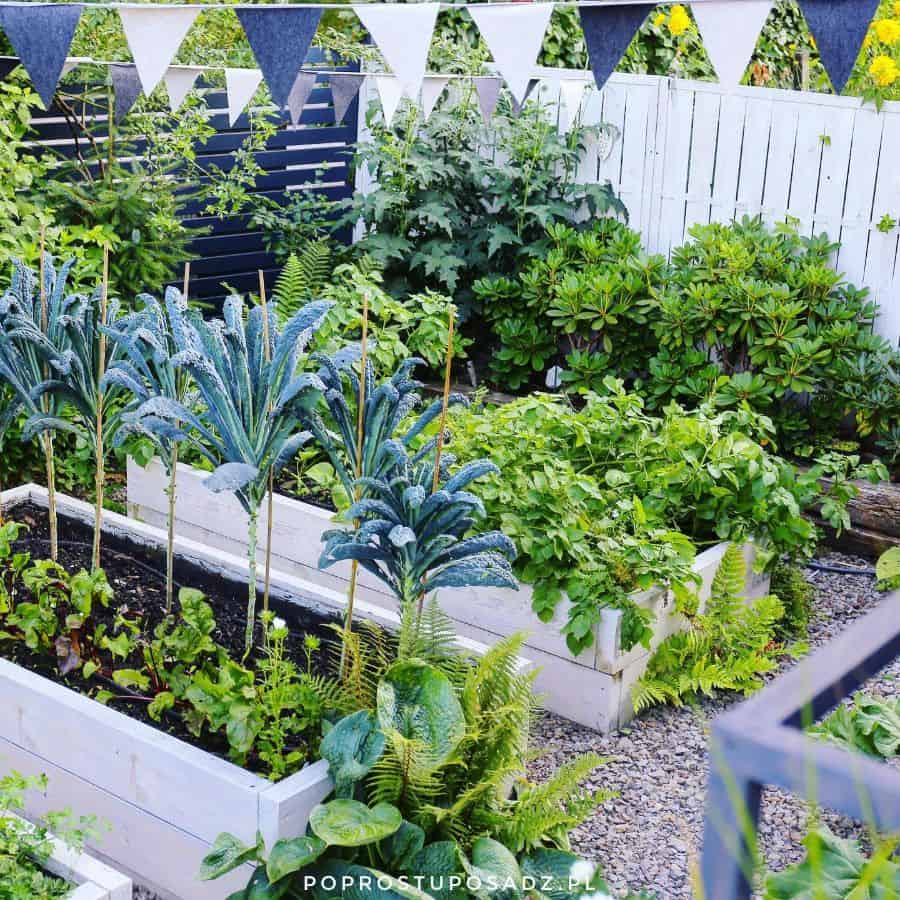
top-left (356, 71), bottom-right (900, 346)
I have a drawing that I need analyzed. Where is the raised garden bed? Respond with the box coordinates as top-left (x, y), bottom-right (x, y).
top-left (128, 457), bottom-right (771, 731)
top-left (6, 812), bottom-right (133, 900)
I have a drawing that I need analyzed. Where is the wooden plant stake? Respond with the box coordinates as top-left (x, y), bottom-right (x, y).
top-left (417, 304), bottom-right (456, 627)
top-left (163, 262), bottom-right (190, 613)
top-left (91, 246), bottom-right (109, 571)
top-left (340, 291), bottom-right (370, 679)
top-left (39, 227), bottom-right (59, 562)
top-left (259, 270), bottom-right (275, 614)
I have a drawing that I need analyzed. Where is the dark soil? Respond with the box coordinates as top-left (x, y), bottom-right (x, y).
top-left (2, 502), bottom-right (342, 774)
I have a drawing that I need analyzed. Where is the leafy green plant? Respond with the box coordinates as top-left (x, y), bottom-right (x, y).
top-left (808, 693), bottom-right (900, 760)
top-left (103, 288), bottom-right (194, 611)
top-left (271, 240), bottom-right (333, 325)
top-left (0, 771), bottom-right (105, 900)
top-left (341, 89), bottom-right (626, 310)
top-left (632, 544), bottom-right (785, 712)
top-left (764, 826), bottom-right (900, 898)
top-left (876, 547), bottom-right (900, 590)
top-left (200, 630), bottom-right (628, 899)
top-left (133, 292), bottom-right (332, 653)
top-left (770, 562), bottom-right (814, 639)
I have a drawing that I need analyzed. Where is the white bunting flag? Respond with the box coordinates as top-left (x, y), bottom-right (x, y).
top-left (420, 75), bottom-right (449, 120)
top-left (354, 3), bottom-right (439, 99)
top-left (468, 4), bottom-right (554, 103)
top-left (558, 76), bottom-right (590, 132)
top-left (119, 8), bottom-right (200, 96)
top-left (164, 66), bottom-right (204, 112)
top-left (225, 67), bottom-right (263, 126)
top-left (691, 0), bottom-right (772, 86)
top-left (374, 74), bottom-right (404, 126)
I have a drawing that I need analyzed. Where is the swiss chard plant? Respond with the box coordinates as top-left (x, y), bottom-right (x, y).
top-left (132, 292), bottom-right (333, 652)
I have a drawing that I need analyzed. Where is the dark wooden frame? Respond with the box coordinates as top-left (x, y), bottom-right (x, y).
top-left (700, 589), bottom-right (900, 899)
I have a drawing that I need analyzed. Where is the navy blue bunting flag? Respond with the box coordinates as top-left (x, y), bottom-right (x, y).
top-left (579, 3), bottom-right (655, 93)
top-left (110, 63), bottom-right (143, 123)
top-left (797, 0), bottom-right (881, 92)
top-left (236, 9), bottom-right (323, 110)
top-left (0, 4), bottom-right (82, 107)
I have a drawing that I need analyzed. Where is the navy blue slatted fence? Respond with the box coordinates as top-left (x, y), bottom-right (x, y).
top-left (29, 48), bottom-right (359, 306)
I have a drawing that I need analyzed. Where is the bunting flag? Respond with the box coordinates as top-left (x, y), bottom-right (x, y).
top-left (110, 63), bottom-right (143, 123)
top-left (474, 76), bottom-right (503, 124)
top-left (421, 75), bottom-right (449, 120)
top-left (692, 0), bottom-right (772, 86)
top-left (510, 79), bottom-right (539, 115)
top-left (286, 70), bottom-right (317, 125)
top-left (225, 67), bottom-right (263, 126)
top-left (797, 0), bottom-right (880, 92)
top-left (558, 77), bottom-right (590, 132)
top-left (469, 4), bottom-right (554, 103)
top-left (353, 3), bottom-right (439, 99)
top-left (374, 74), bottom-right (404, 125)
top-left (0, 4), bottom-right (83, 106)
top-left (0, 57), bottom-right (18, 82)
top-left (164, 66), bottom-right (204, 112)
top-left (236, 9), bottom-right (322, 110)
top-left (330, 72), bottom-right (365, 125)
top-left (579, 3), bottom-right (654, 92)
top-left (119, 8), bottom-right (200, 96)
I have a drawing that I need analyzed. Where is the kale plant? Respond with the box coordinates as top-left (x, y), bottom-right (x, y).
top-left (132, 292), bottom-right (333, 652)
top-left (102, 288), bottom-right (192, 610)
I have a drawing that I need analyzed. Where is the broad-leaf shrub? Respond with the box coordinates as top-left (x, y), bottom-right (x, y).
top-left (341, 92), bottom-right (625, 308)
top-left (443, 382), bottom-right (879, 656)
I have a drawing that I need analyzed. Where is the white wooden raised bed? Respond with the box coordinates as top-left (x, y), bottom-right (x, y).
top-left (0, 484), bottom-right (503, 900)
top-left (128, 458), bottom-right (772, 732)
top-left (6, 812), bottom-right (132, 900)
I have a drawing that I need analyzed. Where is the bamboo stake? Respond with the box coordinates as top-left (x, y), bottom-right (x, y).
top-left (39, 227), bottom-right (58, 562)
top-left (91, 246), bottom-right (109, 571)
top-left (432, 305), bottom-right (455, 494)
top-left (164, 262), bottom-right (191, 613)
top-left (340, 292), bottom-right (369, 678)
top-left (259, 270), bottom-right (274, 614)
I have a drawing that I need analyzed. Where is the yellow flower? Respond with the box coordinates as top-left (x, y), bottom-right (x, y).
top-left (894, 1), bottom-right (900, 16)
top-left (668, 4), bottom-right (691, 36)
top-left (869, 54), bottom-right (900, 86)
top-left (653, 11), bottom-right (667, 27)
top-left (873, 18), bottom-right (900, 44)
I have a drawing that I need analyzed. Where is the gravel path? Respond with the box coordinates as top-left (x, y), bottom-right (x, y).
top-left (528, 552), bottom-right (899, 899)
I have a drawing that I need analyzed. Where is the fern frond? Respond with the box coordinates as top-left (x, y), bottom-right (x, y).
top-left (707, 543), bottom-right (745, 620)
top-left (273, 238), bottom-right (332, 323)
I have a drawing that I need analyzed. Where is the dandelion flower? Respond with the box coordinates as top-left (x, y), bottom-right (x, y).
top-left (873, 18), bottom-right (900, 44)
top-left (653, 11), bottom-right (667, 27)
top-left (870, 54), bottom-right (900, 86)
top-left (669, 4), bottom-right (691, 36)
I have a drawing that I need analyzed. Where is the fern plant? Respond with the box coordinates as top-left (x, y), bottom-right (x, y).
top-left (271, 238), bottom-right (332, 324)
top-left (133, 292), bottom-right (333, 652)
top-left (632, 543), bottom-right (786, 713)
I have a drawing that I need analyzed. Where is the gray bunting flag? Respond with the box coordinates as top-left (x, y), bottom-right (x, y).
top-left (474, 76), bottom-right (503, 124)
top-left (0, 4), bottom-right (83, 106)
top-left (286, 70), bottom-right (318, 125)
top-left (330, 72), bottom-right (365, 125)
top-left (110, 63), bottom-right (143, 123)
top-left (236, 9), bottom-right (322, 110)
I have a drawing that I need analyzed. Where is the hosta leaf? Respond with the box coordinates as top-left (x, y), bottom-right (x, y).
top-left (309, 799), bottom-right (402, 847)
top-left (470, 837), bottom-right (522, 898)
top-left (199, 832), bottom-right (261, 880)
top-left (320, 710), bottom-right (386, 798)
top-left (376, 660), bottom-right (465, 765)
top-left (378, 820), bottom-right (426, 874)
top-left (265, 836), bottom-right (326, 883)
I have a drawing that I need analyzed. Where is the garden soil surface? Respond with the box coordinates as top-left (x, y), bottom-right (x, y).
top-left (528, 552), bottom-right (899, 899)
top-left (3, 502), bottom-right (339, 773)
